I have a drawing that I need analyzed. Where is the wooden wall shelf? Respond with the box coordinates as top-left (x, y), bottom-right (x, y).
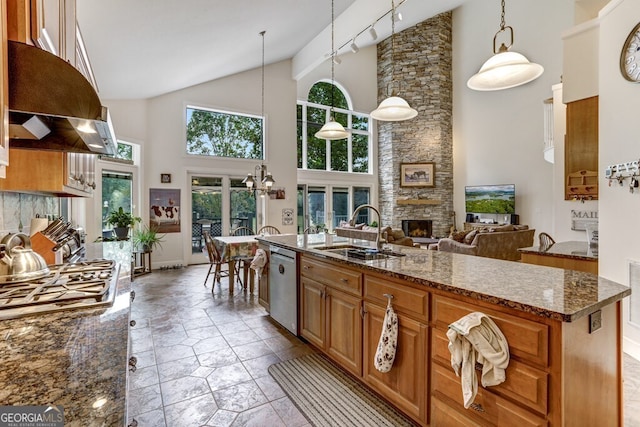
top-left (397, 199), bottom-right (441, 205)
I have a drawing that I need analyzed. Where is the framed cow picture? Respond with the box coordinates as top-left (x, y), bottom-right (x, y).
top-left (149, 188), bottom-right (181, 233)
top-left (400, 162), bottom-right (435, 187)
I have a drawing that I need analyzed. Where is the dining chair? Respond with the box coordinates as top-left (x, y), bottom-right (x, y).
top-left (304, 225), bottom-right (321, 234)
top-left (231, 226), bottom-right (255, 236)
top-left (539, 232), bottom-right (555, 251)
top-left (203, 231), bottom-right (229, 292)
top-left (230, 226), bottom-right (256, 289)
top-left (257, 225), bottom-right (281, 235)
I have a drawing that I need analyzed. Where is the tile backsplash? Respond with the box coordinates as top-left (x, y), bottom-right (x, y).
top-left (0, 192), bottom-right (60, 236)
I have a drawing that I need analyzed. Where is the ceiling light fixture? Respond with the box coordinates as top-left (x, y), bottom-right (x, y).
top-left (370, 0), bottom-right (417, 122)
top-left (315, 0), bottom-right (349, 141)
top-left (467, 0), bottom-right (544, 91)
top-left (350, 38), bottom-right (359, 53)
top-left (369, 25), bottom-right (378, 40)
top-left (243, 31), bottom-right (276, 197)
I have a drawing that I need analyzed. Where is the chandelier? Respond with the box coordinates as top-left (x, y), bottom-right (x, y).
top-left (243, 31), bottom-right (275, 197)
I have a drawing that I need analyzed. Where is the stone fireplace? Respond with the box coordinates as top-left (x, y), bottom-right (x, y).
top-left (377, 12), bottom-right (454, 238)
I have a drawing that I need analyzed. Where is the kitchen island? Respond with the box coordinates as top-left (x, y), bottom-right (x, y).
top-left (258, 233), bottom-right (631, 426)
top-left (519, 240), bottom-right (598, 274)
top-left (0, 242), bottom-right (132, 426)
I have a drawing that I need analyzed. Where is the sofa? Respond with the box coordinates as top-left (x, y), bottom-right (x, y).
top-left (334, 225), bottom-right (417, 247)
top-left (431, 224), bottom-right (535, 261)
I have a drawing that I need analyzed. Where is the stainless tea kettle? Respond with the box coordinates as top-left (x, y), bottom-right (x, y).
top-left (0, 233), bottom-right (50, 282)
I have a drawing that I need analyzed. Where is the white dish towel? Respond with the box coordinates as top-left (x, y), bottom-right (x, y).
top-left (250, 249), bottom-right (268, 276)
top-left (374, 296), bottom-right (398, 373)
top-left (446, 312), bottom-right (510, 408)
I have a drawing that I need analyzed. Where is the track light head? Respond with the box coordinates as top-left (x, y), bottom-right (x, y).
top-left (369, 25), bottom-right (378, 40)
top-left (350, 39), bottom-right (359, 53)
top-left (333, 55), bottom-right (341, 65)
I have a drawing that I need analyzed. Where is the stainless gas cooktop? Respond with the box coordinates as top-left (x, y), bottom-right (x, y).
top-left (0, 259), bottom-right (120, 320)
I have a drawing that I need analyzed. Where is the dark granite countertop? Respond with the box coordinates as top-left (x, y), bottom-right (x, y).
top-left (0, 242), bottom-right (132, 426)
top-left (518, 240), bottom-right (598, 260)
top-left (258, 234), bottom-right (630, 322)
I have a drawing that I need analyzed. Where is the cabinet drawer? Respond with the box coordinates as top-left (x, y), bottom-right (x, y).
top-left (432, 397), bottom-right (483, 427)
top-left (432, 364), bottom-right (548, 427)
top-left (432, 329), bottom-right (548, 415)
top-left (300, 256), bottom-right (361, 296)
top-left (432, 295), bottom-right (549, 367)
top-left (364, 275), bottom-right (428, 321)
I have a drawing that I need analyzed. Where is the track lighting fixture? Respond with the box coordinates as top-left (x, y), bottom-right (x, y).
top-left (395, 10), bottom-right (402, 21)
top-left (369, 25), bottom-right (378, 40)
top-left (332, 55), bottom-right (341, 65)
top-left (350, 39), bottom-right (359, 53)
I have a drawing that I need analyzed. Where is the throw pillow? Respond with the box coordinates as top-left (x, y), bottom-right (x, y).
top-left (463, 230), bottom-right (478, 245)
top-left (449, 230), bottom-right (470, 242)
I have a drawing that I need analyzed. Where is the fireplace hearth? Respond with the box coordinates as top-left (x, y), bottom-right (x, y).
top-left (401, 220), bottom-right (433, 243)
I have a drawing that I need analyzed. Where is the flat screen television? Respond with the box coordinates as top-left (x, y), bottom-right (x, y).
top-left (465, 184), bottom-right (515, 214)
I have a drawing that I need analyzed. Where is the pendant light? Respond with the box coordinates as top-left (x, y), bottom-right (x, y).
top-left (242, 31), bottom-right (275, 197)
top-left (370, 0), bottom-right (417, 122)
top-left (314, 0), bottom-right (349, 140)
top-left (467, 0), bottom-right (543, 91)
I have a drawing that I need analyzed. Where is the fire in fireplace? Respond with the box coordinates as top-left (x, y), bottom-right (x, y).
top-left (401, 220), bottom-right (433, 241)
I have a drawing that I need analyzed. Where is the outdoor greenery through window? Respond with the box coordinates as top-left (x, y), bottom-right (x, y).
top-left (297, 82), bottom-right (371, 173)
top-left (186, 106), bottom-right (263, 159)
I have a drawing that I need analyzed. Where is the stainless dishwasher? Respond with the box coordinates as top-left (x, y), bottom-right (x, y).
top-left (268, 245), bottom-right (297, 335)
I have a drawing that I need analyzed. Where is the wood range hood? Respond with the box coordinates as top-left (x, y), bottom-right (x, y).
top-left (7, 41), bottom-right (117, 155)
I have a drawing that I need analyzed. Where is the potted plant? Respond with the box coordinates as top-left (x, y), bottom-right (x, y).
top-left (105, 207), bottom-right (141, 240)
top-left (132, 225), bottom-right (165, 252)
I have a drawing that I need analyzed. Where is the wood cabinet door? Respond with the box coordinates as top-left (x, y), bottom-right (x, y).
top-left (0, 0), bottom-right (8, 174)
top-left (300, 277), bottom-right (325, 349)
top-left (325, 287), bottom-right (362, 376)
top-left (363, 302), bottom-right (428, 425)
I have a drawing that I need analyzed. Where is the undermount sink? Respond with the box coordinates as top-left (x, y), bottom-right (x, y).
top-left (318, 246), bottom-right (406, 260)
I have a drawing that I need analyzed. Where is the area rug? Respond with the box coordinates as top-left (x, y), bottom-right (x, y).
top-left (268, 353), bottom-right (416, 427)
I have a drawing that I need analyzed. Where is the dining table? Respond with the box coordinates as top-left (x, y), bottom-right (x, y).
top-left (212, 235), bottom-right (259, 293)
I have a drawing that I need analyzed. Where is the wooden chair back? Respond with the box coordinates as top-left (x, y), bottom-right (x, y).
top-left (231, 226), bottom-right (255, 236)
top-left (257, 225), bottom-right (281, 235)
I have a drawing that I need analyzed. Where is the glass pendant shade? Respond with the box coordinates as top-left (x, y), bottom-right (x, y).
top-left (262, 172), bottom-right (275, 188)
top-left (467, 50), bottom-right (544, 91)
top-left (370, 96), bottom-right (418, 121)
top-left (242, 173), bottom-right (255, 189)
top-left (315, 116), bottom-right (349, 140)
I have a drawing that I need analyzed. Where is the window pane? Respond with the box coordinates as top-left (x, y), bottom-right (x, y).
top-left (333, 111), bottom-right (348, 128)
top-left (309, 82), bottom-right (348, 110)
top-left (331, 139), bottom-right (348, 172)
top-left (191, 176), bottom-right (222, 252)
top-left (307, 106), bottom-right (326, 129)
top-left (332, 187), bottom-right (349, 228)
top-left (186, 107), bottom-right (263, 159)
top-left (102, 172), bottom-right (133, 238)
top-left (230, 179), bottom-right (257, 232)
top-left (353, 187), bottom-right (370, 224)
top-left (352, 114), bottom-right (369, 131)
top-left (308, 186), bottom-right (326, 230)
top-left (307, 131), bottom-right (326, 170)
top-left (352, 133), bottom-right (369, 173)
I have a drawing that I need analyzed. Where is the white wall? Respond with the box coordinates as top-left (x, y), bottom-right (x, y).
top-left (598, 0), bottom-right (640, 358)
top-left (452, 0), bottom-right (573, 234)
top-left (297, 45), bottom-right (379, 113)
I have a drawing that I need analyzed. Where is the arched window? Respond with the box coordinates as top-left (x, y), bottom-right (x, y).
top-left (297, 81), bottom-right (370, 173)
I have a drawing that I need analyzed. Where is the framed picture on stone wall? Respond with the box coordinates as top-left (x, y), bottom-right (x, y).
top-left (400, 162), bottom-right (435, 187)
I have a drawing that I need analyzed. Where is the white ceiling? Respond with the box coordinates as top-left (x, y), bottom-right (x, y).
top-left (76, 0), bottom-right (467, 100)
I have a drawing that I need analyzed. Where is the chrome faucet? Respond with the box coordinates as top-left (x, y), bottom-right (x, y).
top-left (349, 204), bottom-right (384, 251)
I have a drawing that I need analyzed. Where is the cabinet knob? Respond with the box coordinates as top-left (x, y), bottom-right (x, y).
top-left (127, 419), bottom-right (138, 427)
top-left (130, 320), bottom-right (136, 327)
top-left (303, 265), bottom-right (311, 270)
top-left (130, 290), bottom-right (136, 302)
top-left (340, 278), bottom-right (348, 283)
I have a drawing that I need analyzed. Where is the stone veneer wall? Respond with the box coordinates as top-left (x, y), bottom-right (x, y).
top-left (377, 12), bottom-right (453, 238)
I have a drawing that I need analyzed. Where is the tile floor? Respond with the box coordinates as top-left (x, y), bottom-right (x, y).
top-left (127, 265), bottom-right (640, 427)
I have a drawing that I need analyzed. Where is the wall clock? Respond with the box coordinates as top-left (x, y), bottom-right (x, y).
top-left (620, 22), bottom-right (640, 82)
